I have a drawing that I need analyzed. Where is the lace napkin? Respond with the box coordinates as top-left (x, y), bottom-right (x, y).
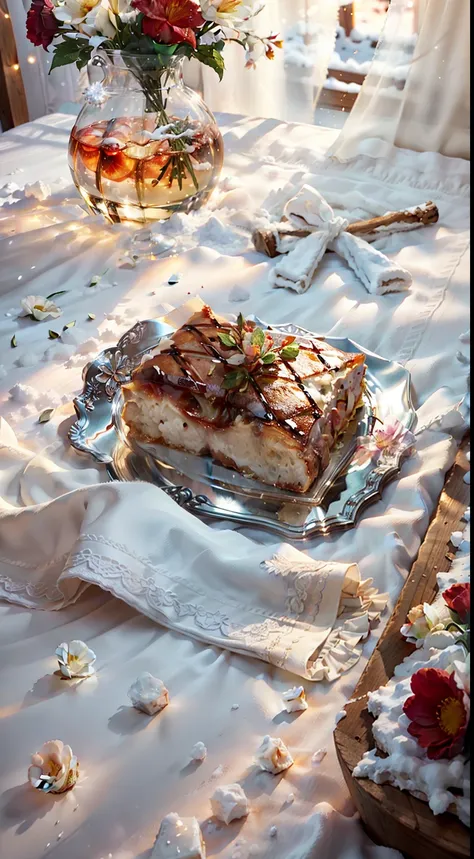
top-left (0, 420), bottom-right (387, 682)
top-left (269, 185), bottom-right (412, 296)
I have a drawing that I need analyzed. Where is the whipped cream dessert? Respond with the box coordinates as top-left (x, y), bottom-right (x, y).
top-left (210, 783), bottom-right (250, 824)
top-left (127, 672), bottom-right (169, 716)
top-left (151, 813), bottom-right (206, 859)
top-left (255, 736), bottom-right (294, 774)
top-left (122, 305), bottom-right (366, 492)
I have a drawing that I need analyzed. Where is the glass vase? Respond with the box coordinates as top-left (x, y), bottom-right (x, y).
top-left (68, 50), bottom-right (224, 254)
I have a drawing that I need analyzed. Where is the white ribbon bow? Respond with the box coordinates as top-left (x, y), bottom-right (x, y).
top-left (269, 185), bottom-right (412, 296)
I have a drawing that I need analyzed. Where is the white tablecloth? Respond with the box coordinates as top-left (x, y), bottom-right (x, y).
top-left (0, 112), bottom-right (470, 859)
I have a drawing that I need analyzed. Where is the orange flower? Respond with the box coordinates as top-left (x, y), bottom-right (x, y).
top-left (403, 667), bottom-right (468, 760)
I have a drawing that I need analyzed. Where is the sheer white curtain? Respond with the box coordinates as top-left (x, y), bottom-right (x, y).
top-left (329, 0), bottom-right (470, 162)
top-left (201, 0), bottom-right (340, 124)
top-left (6, 0), bottom-right (82, 121)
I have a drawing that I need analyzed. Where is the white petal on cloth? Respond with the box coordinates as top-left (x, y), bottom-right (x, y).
top-left (0, 422), bottom-right (387, 682)
top-left (268, 183), bottom-right (411, 295)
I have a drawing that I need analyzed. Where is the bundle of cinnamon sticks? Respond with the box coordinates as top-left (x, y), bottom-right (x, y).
top-left (252, 201), bottom-right (439, 258)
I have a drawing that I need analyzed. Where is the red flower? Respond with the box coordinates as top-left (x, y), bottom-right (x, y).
top-left (403, 667), bottom-right (468, 760)
top-left (132, 0), bottom-right (204, 49)
top-left (26, 0), bottom-right (59, 49)
top-left (443, 582), bottom-right (470, 623)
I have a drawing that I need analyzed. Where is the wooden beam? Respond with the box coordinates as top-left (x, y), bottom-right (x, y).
top-left (338, 3), bottom-right (354, 37)
top-left (0, 0), bottom-right (29, 130)
top-left (334, 436), bottom-right (470, 859)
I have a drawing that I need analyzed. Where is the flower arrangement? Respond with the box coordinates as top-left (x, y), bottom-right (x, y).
top-left (216, 313), bottom-right (300, 392)
top-left (26, 1), bottom-right (282, 79)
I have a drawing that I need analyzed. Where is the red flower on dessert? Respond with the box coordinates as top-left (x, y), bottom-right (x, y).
top-left (443, 582), bottom-right (470, 623)
top-left (132, 0), bottom-right (204, 48)
top-left (26, 0), bottom-right (59, 49)
top-left (403, 667), bottom-right (468, 760)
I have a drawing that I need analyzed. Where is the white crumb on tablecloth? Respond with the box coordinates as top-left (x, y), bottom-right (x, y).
top-left (211, 764), bottom-right (224, 779)
top-left (228, 285), bottom-right (250, 303)
top-left (190, 741), bottom-right (207, 762)
top-left (311, 748), bottom-right (327, 764)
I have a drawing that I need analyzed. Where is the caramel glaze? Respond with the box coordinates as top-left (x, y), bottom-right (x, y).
top-left (132, 310), bottom-right (347, 443)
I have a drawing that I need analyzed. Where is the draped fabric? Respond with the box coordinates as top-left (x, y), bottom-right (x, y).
top-left (6, 0), bottom-right (84, 120)
top-left (201, 0), bottom-right (340, 125)
top-left (328, 0), bottom-right (470, 162)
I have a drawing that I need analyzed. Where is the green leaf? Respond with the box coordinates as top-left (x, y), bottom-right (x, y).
top-left (87, 313), bottom-right (96, 321)
top-left (251, 327), bottom-right (265, 348)
top-left (49, 38), bottom-right (92, 73)
top-left (222, 368), bottom-right (248, 390)
top-left (237, 312), bottom-right (245, 331)
top-left (10, 334), bottom-right (17, 348)
top-left (46, 290), bottom-right (67, 301)
top-left (280, 343), bottom-right (300, 361)
top-left (39, 408), bottom-right (54, 424)
top-left (48, 329), bottom-right (60, 340)
top-left (153, 42), bottom-right (178, 56)
top-left (195, 46), bottom-right (225, 81)
top-left (262, 352), bottom-right (277, 364)
top-left (218, 331), bottom-right (237, 348)
top-left (63, 321), bottom-right (76, 330)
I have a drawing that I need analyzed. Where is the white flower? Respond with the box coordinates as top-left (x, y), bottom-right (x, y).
top-left (52, 0), bottom-right (132, 38)
top-left (200, 0), bottom-right (263, 28)
top-left (244, 34), bottom-right (266, 68)
top-left (52, 0), bottom-right (101, 27)
top-left (56, 640), bottom-right (97, 678)
top-left (28, 740), bottom-right (79, 794)
top-left (401, 599), bottom-right (452, 643)
top-left (20, 295), bottom-right (62, 321)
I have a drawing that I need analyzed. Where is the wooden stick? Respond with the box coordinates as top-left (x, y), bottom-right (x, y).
top-left (252, 201), bottom-right (439, 258)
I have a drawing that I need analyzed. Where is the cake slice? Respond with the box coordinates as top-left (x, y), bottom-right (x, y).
top-left (121, 305), bottom-right (366, 493)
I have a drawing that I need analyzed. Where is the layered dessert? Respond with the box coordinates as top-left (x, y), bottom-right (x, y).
top-left (121, 305), bottom-right (366, 493)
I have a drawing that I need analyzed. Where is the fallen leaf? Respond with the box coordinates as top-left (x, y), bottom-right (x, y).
top-left (39, 408), bottom-right (54, 423)
top-left (11, 334), bottom-right (17, 348)
top-left (46, 290), bottom-right (67, 301)
top-left (63, 321), bottom-right (76, 330)
top-left (48, 329), bottom-right (60, 339)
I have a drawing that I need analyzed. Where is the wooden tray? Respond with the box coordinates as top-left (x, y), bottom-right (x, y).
top-left (334, 437), bottom-right (470, 859)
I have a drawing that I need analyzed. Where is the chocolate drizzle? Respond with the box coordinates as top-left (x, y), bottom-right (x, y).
top-left (133, 311), bottom-right (330, 441)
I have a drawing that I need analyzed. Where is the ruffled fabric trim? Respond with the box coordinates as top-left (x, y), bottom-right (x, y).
top-left (310, 567), bottom-right (389, 682)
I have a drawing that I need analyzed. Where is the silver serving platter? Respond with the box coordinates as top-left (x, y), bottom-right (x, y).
top-left (69, 317), bottom-right (416, 540)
